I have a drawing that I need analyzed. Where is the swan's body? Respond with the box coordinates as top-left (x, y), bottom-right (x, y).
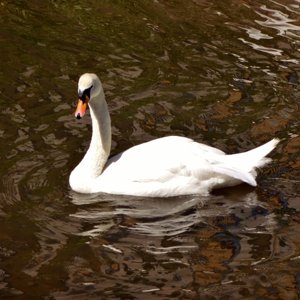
top-left (69, 73), bottom-right (279, 197)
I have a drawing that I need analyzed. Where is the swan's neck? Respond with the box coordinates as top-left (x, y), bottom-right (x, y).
top-left (71, 91), bottom-right (111, 189)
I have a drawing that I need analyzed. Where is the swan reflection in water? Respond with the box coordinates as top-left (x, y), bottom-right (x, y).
top-left (69, 188), bottom-right (277, 245)
top-left (67, 188), bottom-right (280, 297)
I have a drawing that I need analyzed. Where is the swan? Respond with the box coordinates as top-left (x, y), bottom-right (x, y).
top-left (69, 73), bottom-right (279, 197)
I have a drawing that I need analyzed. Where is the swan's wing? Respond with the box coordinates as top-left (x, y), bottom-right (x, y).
top-left (103, 136), bottom-right (226, 184)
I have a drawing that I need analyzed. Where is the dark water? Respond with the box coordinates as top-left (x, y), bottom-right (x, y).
top-left (0, 0), bottom-right (299, 299)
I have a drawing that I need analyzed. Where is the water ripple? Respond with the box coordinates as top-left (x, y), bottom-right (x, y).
top-left (239, 37), bottom-right (283, 56)
top-left (70, 191), bottom-right (277, 239)
top-left (256, 4), bottom-right (300, 38)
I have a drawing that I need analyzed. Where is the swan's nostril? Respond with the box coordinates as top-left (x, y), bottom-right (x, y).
top-left (76, 113), bottom-right (81, 119)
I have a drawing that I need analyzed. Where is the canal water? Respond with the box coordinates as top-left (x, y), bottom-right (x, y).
top-left (0, 0), bottom-right (299, 299)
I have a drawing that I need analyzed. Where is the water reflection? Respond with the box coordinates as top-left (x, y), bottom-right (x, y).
top-left (62, 189), bottom-right (280, 298)
top-left (239, 37), bottom-right (283, 56)
top-left (70, 189), bottom-right (277, 255)
top-left (71, 192), bottom-right (208, 237)
top-left (256, 3), bottom-right (300, 38)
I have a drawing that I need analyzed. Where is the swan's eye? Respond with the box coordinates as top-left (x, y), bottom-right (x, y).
top-left (78, 85), bottom-right (93, 102)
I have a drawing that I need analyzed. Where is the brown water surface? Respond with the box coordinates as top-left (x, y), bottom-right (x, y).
top-left (0, 0), bottom-right (299, 299)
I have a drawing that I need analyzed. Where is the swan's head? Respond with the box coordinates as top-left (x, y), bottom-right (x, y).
top-left (75, 73), bottom-right (103, 119)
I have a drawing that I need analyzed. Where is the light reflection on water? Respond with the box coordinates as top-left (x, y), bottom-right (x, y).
top-left (70, 190), bottom-right (276, 239)
top-left (256, 3), bottom-right (300, 38)
top-left (0, 0), bottom-right (299, 298)
top-left (63, 189), bottom-right (280, 298)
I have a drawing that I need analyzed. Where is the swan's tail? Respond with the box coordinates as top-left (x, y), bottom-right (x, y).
top-left (213, 138), bottom-right (280, 186)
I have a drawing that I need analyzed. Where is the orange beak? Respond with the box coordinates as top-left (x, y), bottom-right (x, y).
top-left (75, 97), bottom-right (89, 119)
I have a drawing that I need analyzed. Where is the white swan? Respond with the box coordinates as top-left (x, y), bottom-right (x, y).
top-left (69, 73), bottom-right (279, 197)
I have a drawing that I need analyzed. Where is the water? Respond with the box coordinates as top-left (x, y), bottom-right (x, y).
top-left (0, 0), bottom-right (299, 299)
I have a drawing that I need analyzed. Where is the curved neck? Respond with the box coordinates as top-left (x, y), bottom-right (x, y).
top-left (75, 90), bottom-right (111, 180)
